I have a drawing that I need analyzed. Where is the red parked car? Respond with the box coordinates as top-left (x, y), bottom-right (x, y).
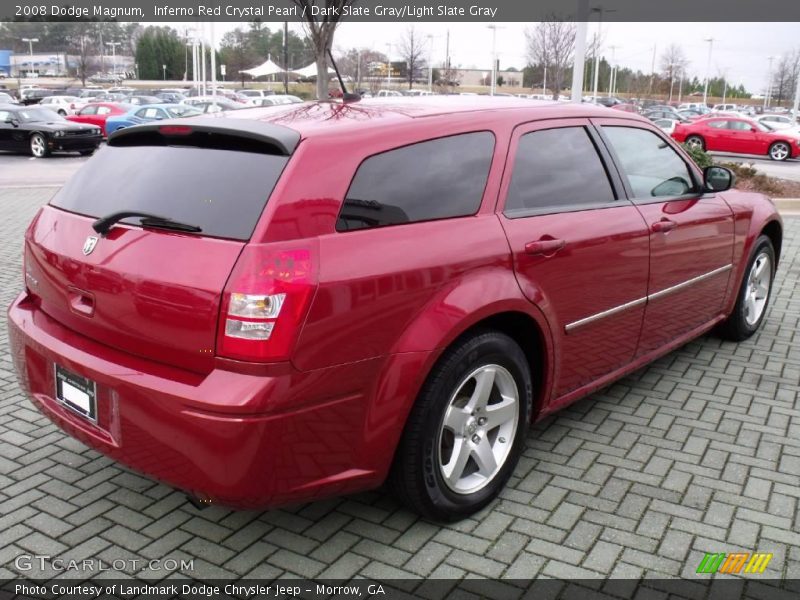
top-left (66, 102), bottom-right (132, 137)
top-left (8, 99), bottom-right (782, 520)
top-left (673, 116), bottom-right (800, 161)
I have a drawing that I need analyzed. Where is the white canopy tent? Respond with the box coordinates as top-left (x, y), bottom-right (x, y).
top-left (291, 63), bottom-right (336, 78)
top-left (240, 58), bottom-right (285, 78)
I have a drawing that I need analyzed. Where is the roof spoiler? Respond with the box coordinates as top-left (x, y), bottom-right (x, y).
top-left (107, 117), bottom-right (301, 155)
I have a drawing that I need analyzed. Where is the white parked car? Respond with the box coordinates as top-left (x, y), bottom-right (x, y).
top-left (38, 95), bottom-right (85, 116)
top-left (653, 118), bottom-right (679, 135)
top-left (376, 90), bottom-right (403, 97)
top-left (251, 95), bottom-right (304, 106)
top-left (712, 103), bottom-right (738, 112)
top-left (756, 114), bottom-right (800, 134)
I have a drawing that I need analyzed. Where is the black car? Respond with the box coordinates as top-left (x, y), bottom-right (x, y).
top-left (20, 89), bottom-right (54, 105)
top-left (0, 105), bottom-right (102, 158)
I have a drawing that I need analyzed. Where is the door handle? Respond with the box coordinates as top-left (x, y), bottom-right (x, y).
top-left (525, 238), bottom-right (566, 256)
top-left (651, 219), bottom-right (677, 233)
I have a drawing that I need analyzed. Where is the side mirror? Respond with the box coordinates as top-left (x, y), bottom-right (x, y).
top-left (4, 117), bottom-right (19, 127)
top-left (750, 127), bottom-right (757, 132)
top-left (704, 166), bottom-right (734, 192)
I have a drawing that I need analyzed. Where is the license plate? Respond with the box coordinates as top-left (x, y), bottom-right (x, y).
top-left (54, 364), bottom-right (97, 423)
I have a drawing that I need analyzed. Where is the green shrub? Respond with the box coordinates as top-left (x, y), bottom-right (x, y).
top-left (682, 143), bottom-right (713, 169)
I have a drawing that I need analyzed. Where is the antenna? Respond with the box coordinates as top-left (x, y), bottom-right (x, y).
top-left (327, 49), bottom-right (360, 103)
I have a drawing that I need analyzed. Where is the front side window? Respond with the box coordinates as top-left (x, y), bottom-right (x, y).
top-left (97, 106), bottom-right (112, 115)
top-left (504, 126), bottom-right (615, 216)
top-left (337, 132), bottom-right (495, 231)
top-left (80, 106), bottom-right (98, 116)
top-left (602, 126), bottom-right (696, 199)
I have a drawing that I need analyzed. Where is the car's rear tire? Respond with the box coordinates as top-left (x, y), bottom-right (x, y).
top-left (57, 109), bottom-right (66, 116)
top-left (685, 135), bottom-right (705, 151)
top-left (769, 142), bottom-right (790, 161)
top-left (29, 133), bottom-right (49, 158)
top-left (390, 329), bottom-right (532, 521)
top-left (717, 235), bottom-right (775, 341)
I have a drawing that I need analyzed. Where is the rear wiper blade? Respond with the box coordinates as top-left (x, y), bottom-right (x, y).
top-left (92, 210), bottom-right (201, 235)
top-left (139, 217), bottom-right (202, 233)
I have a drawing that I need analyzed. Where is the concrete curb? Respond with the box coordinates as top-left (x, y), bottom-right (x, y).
top-left (774, 198), bottom-right (800, 217)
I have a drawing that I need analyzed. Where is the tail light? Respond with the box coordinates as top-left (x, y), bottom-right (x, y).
top-left (217, 241), bottom-right (318, 362)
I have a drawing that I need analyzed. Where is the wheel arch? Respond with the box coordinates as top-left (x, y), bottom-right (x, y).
top-left (761, 219), bottom-right (783, 264)
top-left (365, 299), bottom-right (555, 481)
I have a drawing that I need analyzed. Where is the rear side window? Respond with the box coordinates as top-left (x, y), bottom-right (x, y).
top-left (336, 132), bottom-right (494, 232)
top-left (504, 127), bottom-right (615, 216)
top-left (50, 144), bottom-right (288, 241)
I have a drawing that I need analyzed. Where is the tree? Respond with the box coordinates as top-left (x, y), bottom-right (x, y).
top-left (771, 49), bottom-right (800, 106)
top-left (660, 44), bottom-right (689, 101)
top-left (134, 26), bottom-right (184, 80)
top-left (525, 20), bottom-right (576, 99)
top-left (396, 26), bottom-right (427, 89)
top-left (289, 0), bottom-right (356, 99)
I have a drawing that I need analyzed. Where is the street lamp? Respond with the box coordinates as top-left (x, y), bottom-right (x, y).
top-left (385, 43), bottom-right (392, 88)
top-left (106, 42), bottom-right (121, 78)
top-left (427, 34), bottom-right (434, 92)
top-left (487, 25), bottom-right (498, 96)
top-left (21, 37), bottom-right (38, 77)
top-left (702, 37), bottom-right (714, 107)
top-left (162, 64), bottom-right (166, 81)
top-left (764, 56), bottom-right (774, 110)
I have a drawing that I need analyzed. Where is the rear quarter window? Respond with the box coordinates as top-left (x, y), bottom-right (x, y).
top-left (336, 132), bottom-right (495, 232)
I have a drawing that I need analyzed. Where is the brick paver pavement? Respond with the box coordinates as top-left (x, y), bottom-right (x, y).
top-left (1, 188), bottom-right (798, 581)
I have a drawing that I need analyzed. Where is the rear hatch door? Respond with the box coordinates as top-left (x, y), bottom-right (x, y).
top-left (24, 119), bottom-right (299, 373)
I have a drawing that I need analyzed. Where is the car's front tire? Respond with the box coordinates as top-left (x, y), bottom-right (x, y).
top-left (769, 142), bottom-right (790, 161)
top-left (390, 330), bottom-right (532, 521)
top-left (718, 235), bottom-right (775, 341)
top-left (29, 133), bottom-right (49, 158)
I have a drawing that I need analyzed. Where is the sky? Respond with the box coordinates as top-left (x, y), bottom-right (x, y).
top-left (175, 21), bottom-right (799, 95)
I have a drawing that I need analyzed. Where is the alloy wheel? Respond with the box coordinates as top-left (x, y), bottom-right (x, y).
top-left (770, 143), bottom-right (789, 161)
top-left (437, 364), bottom-right (519, 495)
top-left (30, 135), bottom-right (46, 158)
top-left (744, 252), bottom-right (771, 326)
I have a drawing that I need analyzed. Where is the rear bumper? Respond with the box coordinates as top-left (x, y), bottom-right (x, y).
top-left (7, 292), bottom-right (387, 509)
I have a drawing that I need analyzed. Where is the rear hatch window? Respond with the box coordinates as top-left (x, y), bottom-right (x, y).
top-left (50, 142), bottom-right (288, 240)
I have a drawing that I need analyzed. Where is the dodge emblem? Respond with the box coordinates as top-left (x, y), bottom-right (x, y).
top-left (83, 236), bottom-right (98, 256)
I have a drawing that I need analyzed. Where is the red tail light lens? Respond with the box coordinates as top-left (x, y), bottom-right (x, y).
top-left (217, 241), bottom-right (318, 362)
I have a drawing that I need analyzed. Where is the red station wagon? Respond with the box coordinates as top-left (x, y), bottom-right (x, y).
top-left (8, 98), bottom-right (782, 520)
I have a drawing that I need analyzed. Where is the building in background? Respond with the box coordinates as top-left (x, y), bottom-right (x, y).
top-left (7, 52), bottom-right (134, 77)
top-left (0, 50), bottom-right (12, 77)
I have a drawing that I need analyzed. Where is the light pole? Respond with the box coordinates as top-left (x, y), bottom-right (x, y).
top-left (105, 42), bottom-right (120, 78)
top-left (385, 43), bottom-right (392, 88)
top-left (570, 0), bottom-right (589, 103)
top-left (590, 7), bottom-right (614, 101)
top-left (764, 56), bottom-right (774, 110)
top-left (608, 45), bottom-right (616, 95)
top-left (702, 37), bottom-right (714, 107)
top-left (162, 64), bottom-right (166, 81)
top-left (487, 25), bottom-right (498, 96)
top-left (427, 34), bottom-right (434, 92)
top-left (21, 37), bottom-right (38, 77)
